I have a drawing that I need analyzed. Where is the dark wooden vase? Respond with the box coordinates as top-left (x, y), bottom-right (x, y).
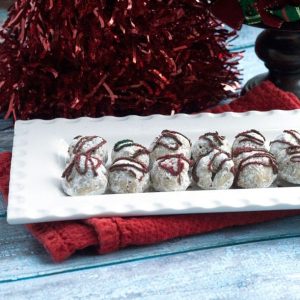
top-left (243, 24), bottom-right (300, 98)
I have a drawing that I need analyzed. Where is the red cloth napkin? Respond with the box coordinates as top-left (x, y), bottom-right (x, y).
top-left (1, 81), bottom-right (300, 262)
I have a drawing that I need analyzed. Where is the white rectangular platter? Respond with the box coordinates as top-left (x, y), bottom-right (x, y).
top-left (7, 109), bottom-right (300, 224)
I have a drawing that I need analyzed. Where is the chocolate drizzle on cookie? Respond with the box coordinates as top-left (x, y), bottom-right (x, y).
top-left (158, 154), bottom-right (190, 184)
top-left (286, 130), bottom-right (300, 143)
top-left (286, 146), bottom-right (300, 162)
top-left (232, 147), bottom-right (269, 158)
top-left (198, 132), bottom-right (225, 148)
top-left (62, 153), bottom-right (103, 182)
top-left (109, 157), bottom-right (148, 181)
top-left (153, 130), bottom-right (191, 151)
top-left (132, 148), bottom-right (150, 159)
top-left (235, 129), bottom-right (265, 146)
top-left (72, 136), bottom-right (107, 155)
top-left (270, 130), bottom-right (300, 147)
top-left (192, 148), bottom-right (233, 183)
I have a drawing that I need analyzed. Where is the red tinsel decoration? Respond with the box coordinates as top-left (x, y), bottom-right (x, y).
top-left (0, 0), bottom-right (240, 120)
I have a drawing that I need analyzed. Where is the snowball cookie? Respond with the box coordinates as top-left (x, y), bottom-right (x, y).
top-left (109, 158), bottom-right (150, 193)
top-left (150, 130), bottom-right (191, 163)
top-left (62, 153), bottom-right (108, 196)
top-left (151, 154), bottom-right (191, 192)
top-left (234, 148), bottom-right (278, 189)
top-left (68, 135), bottom-right (108, 163)
top-left (192, 148), bottom-right (234, 190)
top-left (191, 132), bottom-right (231, 160)
top-left (232, 129), bottom-right (268, 153)
top-left (277, 146), bottom-right (300, 184)
top-left (111, 139), bottom-right (150, 166)
top-left (270, 130), bottom-right (300, 162)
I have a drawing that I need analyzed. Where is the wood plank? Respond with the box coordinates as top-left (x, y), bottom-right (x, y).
top-left (0, 8), bottom-right (7, 25)
top-left (0, 197), bottom-right (6, 217)
top-left (230, 25), bottom-right (262, 50)
top-left (240, 47), bottom-right (266, 84)
top-left (1, 215), bottom-right (300, 282)
top-left (1, 237), bottom-right (300, 299)
top-left (0, 127), bottom-right (13, 152)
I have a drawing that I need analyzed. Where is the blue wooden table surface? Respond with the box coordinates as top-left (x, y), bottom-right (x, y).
top-left (2, 7), bottom-right (300, 299)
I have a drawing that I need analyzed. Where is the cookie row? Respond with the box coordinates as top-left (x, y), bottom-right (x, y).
top-left (61, 129), bottom-right (300, 196)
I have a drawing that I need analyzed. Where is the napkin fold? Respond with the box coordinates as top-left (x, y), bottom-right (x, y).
top-left (1, 81), bottom-right (300, 262)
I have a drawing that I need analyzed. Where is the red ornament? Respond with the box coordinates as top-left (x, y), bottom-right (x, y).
top-left (0, 0), bottom-right (241, 120)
